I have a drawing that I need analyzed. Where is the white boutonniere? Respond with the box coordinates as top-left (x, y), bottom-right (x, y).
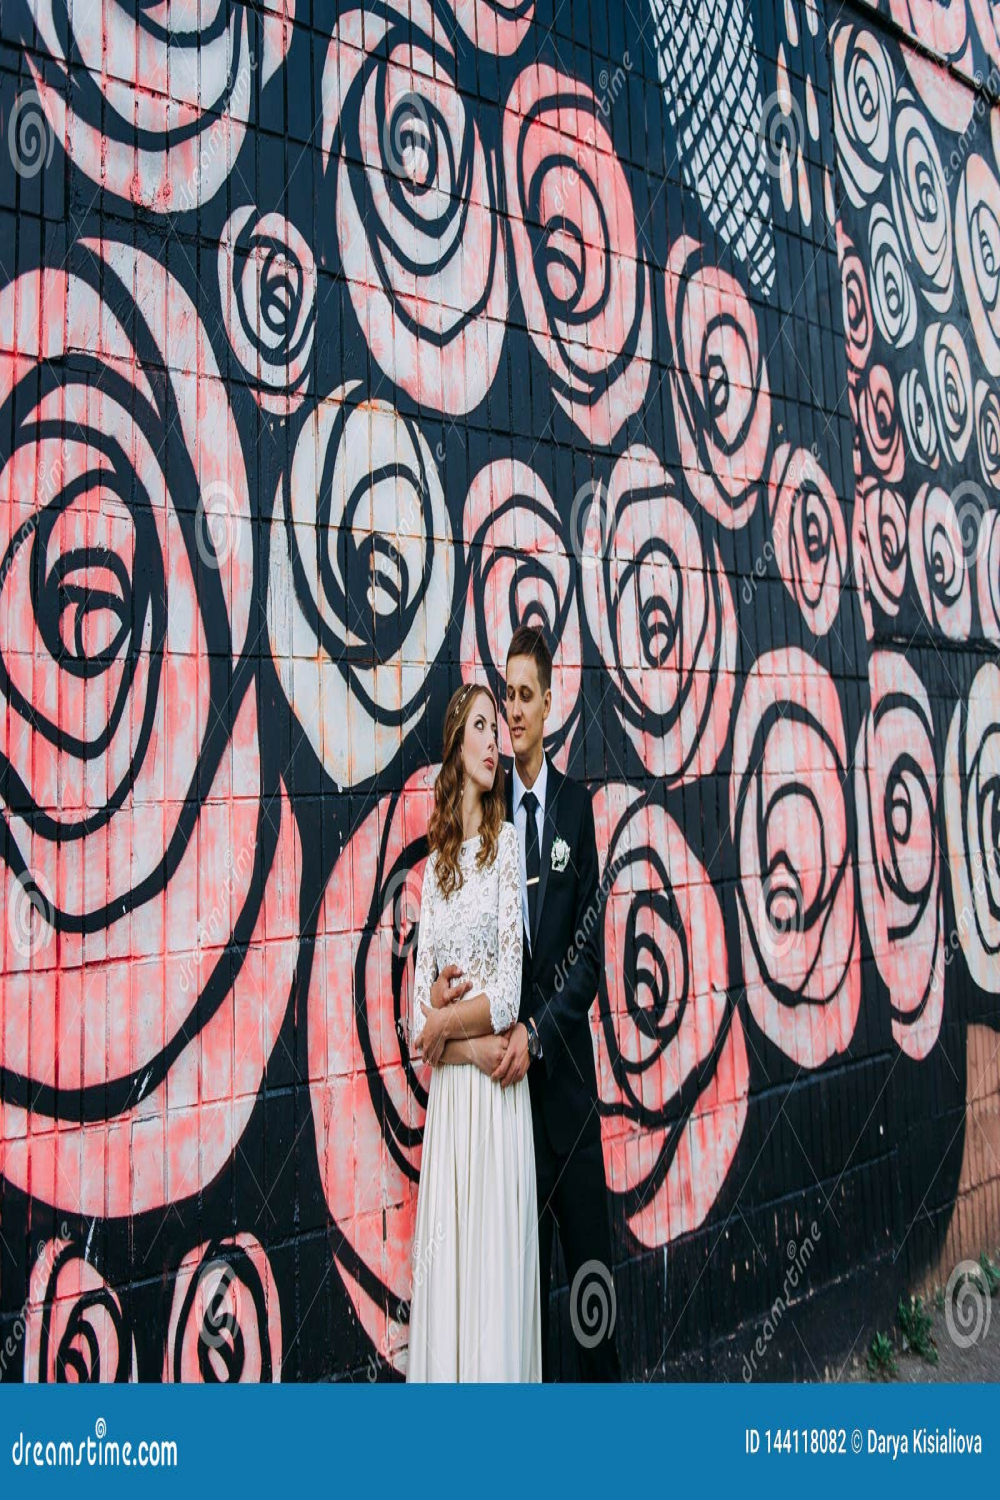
top-left (550, 836), bottom-right (570, 872)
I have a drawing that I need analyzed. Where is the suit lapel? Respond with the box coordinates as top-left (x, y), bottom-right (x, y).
top-left (533, 763), bottom-right (563, 948)
top-left (504, 765), bottom-right (529, 953)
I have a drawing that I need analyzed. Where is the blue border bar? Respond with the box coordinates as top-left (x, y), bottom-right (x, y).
top-left (0, 1383), bottom-right (993, 1496)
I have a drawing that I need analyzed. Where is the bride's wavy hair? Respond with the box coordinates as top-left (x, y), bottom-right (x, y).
top-left (428, 682), bottom-right (506, 897)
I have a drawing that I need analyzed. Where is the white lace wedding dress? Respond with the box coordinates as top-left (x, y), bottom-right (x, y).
top-left (406, 822), bottom-right (541, 1382)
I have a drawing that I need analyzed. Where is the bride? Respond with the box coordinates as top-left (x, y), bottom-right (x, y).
top-left (406, 681), bottom-right (541, 1382)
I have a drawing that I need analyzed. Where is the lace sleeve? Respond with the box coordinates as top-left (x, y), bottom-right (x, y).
top-left (485, 824), bottom-right (523, 1034)
top-left (409, 855), bottom-right (438, 1051)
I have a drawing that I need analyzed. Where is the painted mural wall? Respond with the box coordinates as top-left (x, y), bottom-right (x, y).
top-left (0, 0), bottom-right (997, 1380)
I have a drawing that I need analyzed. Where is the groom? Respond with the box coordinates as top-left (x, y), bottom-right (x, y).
top-left (493, 623), bottom-right (620, 1381)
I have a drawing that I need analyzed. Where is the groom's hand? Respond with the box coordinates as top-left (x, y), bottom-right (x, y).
top-left (431, 964), bottom-right (471, 1009)
top-left (494, 1023), bottom-right (530, 1087)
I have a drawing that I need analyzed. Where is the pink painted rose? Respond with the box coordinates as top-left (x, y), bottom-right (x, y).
top-left (944, 661), bottom-right (1000, 992)
top-left (26, 0), bottom-right (293, 210)
top-left (664, 237), bottom-right (771, 528)
top-left (503, 63), bottom-right (651, 447)
top-left (889, 3), bottom-right (975, 132)
top-left (889, 1), bottom-right (969, 63)
top-left (591, 784), bottom-right (748, 1248)
top-left (975, 379), bottom-right (1000, 492)
top-left (267, 385), bottom-right (454, 786)
top-left (24, 1239), bottom-right (136, 1382)
top-left (924, 322), bottom-right (974, 465)
top-left (730, 650), bottom-right (860, 1069)
top-left (768, 443), bottom-right (847, 638)
top-left (831, 22), bottom-right (896, 209)
top-left (856, 652), bottom-right (944, 1060)
top-left (858, 363), bottom-right (906, 482)
top-left (852, 491), bottom-right (876, 643)
top-left (899, 367), bottom-right (941, 470)
top-left (853, 475), bottom-right (908, 630)
top-left (0, 245), bottom-right (299, 1219)
top-left (460, 460), bottom-right (581, 769)
top-left (869, 205), bottom-right (918, 350)
top-left (580, 445), bottom-right (736, 781)
top-left (971, 0), bottom-right (1000, 66)
top-left (908, 482), bottom-right (973, 641)
top-left (448, 0), bottom-right (534, 53)
top-left (839, 226), bottom-right (874, 372)
top-left (321, 0), bottom-right (507, 415)
top-left (164, 1236), bottom-right (281, 1382)
top-left (956, 155), bottom-right (1000, 378)
top-left (219, 208), bottom-right (317, 415)
top-left (307, 767), bottom-right (438, 1373)
top-left (890, 89), bottom-right (955, 314)
top-left (976, 507), bottom-right (1000, 640)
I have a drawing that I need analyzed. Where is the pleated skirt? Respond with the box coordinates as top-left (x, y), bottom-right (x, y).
top-left (405, 1062), bottom-right (541, 1382)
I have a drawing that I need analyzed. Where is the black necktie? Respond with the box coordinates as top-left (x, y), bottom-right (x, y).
top-left (521, 789), bottom-right (540, 938)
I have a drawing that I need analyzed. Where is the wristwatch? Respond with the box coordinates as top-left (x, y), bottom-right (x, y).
top-left (526, 1018), bottom-right (542, 1060)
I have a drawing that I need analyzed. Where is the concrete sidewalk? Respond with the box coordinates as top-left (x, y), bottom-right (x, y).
top-left (833, 1289), bottom-right (1000, 1383)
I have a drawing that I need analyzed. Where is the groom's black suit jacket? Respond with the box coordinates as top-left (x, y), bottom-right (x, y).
top-left (505, 760), bottom-right (602, 1155)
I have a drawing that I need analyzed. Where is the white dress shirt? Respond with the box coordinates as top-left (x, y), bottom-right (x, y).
top-left (511, 753), bottom-right (548, 956)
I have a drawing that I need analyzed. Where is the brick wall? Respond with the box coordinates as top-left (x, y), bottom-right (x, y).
top-left (0, 0), bottom-right (997, 1381)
